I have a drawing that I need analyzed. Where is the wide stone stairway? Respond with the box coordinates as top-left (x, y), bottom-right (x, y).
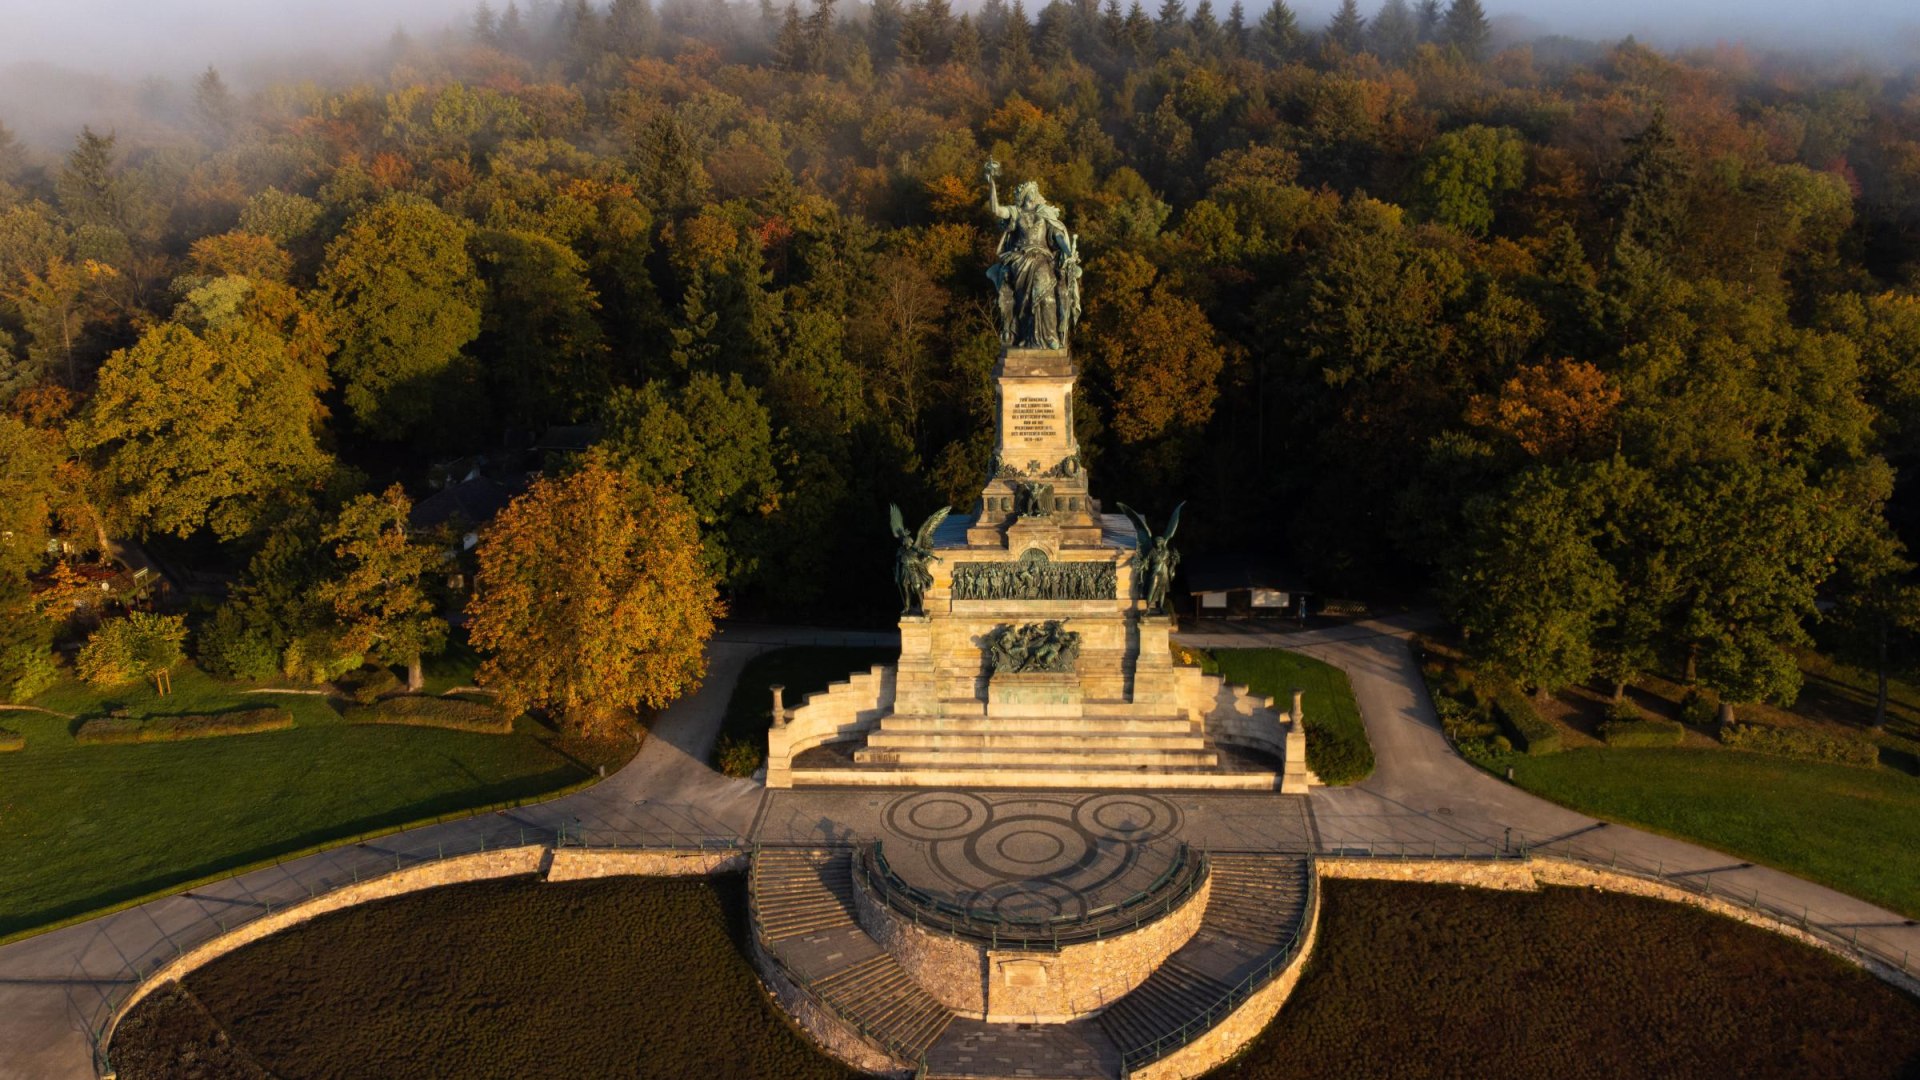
top-left (751, 849), bottom-right (956, 1061)
top-left (750, 846), bottom-right (1316, 1080)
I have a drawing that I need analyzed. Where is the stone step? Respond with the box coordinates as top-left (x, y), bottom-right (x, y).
top-left (752, 849), bottom-right (859, 942)
top-left (814, 953), bottom-right (955, 1057)
top-left (788, 765), bottom-right (1284, 791)
top-left (864, 730), bottom-right (1208, 751)
top-left (852, 746), bottom-right (1220, 768)
top-left (1096, 957), bottom-right (1233, 1056)
top-left (880, 714), bottom-right (1198, 735)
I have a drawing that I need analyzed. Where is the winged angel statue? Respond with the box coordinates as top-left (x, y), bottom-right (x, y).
top-left (890, 504), bottom-right (952, 615)
top-left (1117, 502), bottom-right (1185, 616)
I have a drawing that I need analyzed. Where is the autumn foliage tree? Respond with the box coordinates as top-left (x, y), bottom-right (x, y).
top-left (467, 461), bottom-right (723, 735)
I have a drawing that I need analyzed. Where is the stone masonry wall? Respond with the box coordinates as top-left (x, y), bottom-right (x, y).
top-left (749, 932), bottom-right (915, 1078)
top-left (852, 859), bottom-right (1211, 1022)
top-left (1318, 857), bottom-right (1540, 892)
top-left (545, 848), bottom-right (748, 881)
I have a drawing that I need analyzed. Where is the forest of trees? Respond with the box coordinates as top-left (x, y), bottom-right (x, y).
top-left (3, 0), bottom-right (1920, 721)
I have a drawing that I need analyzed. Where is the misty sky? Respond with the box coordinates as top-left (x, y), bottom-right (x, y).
top-left (0, 0), bottom-right (1915, 78)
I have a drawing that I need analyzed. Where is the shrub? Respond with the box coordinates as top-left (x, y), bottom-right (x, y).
top-left (1492, 689), bottom-right (1562, 755)
top-left (1171, 643), bottom-right (1219, 675)
top-left (75, 707), bottom-right (294, 745)
top-left (196, 607), bottom-right (280, 681)
top-left (282, 630), bottom-right (362, 685)
top-left (714, 734), bottom-right (762, 778)
top-left (2, 643), bottom-right (58, 703)
top-left (1599, 718), bottom-right (1686, 748)
top-left (0, 727), bottom-right (22, 753)
top-left (76, 612), bottom-right (187, 687)
top-left (339, 666), bottom-right (403, 705)
top-left (345, 695), bottom-right (511, 734)
top-left (1678, 689), bottom-right (1719, 727)
top-left (1435, 695), bottom-right (1497, 739)
top-left (1603, 698), bottom-right (1644, 724)
top-left (1719, 722), bottom-right (1878, 767)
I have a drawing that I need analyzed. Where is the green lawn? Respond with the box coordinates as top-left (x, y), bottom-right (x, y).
top-left (1507, 748), bottom-right (1920, 920)
top-left (1208, 649), bottom-right (1372, 784)
top-left (0, 666), bottom-right (597, 940)
top-left (712, 646), bottom-right (896, 775)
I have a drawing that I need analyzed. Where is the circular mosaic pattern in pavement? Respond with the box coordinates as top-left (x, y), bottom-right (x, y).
top-left (878, 792), bottom-right (1184, 922)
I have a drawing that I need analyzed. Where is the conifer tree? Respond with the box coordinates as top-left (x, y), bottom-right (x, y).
top-left (607, 0), bottom-right (658, 56)
top-left (1255, 0), bottom-right (1302, 61)
top-left (1325, 0), bottom-right (1366, 52)
top-left (1414, 0), bottom-right (1440, 39)
top-left (1123, 0), bottom-right (1156, 57)
top-left (1442, 0), bottom-right (1488, 59)
top-left (1189, 0), bottom-right (1221, 53)
top-left (1224, 1), bottom-right (1249, 53)
top-left (1369, 0), bottom-right (1416, 60)
top-left (1000, 0), bottom-right (1034, 71)
top-left (953, 13), bottom-right (983, 64)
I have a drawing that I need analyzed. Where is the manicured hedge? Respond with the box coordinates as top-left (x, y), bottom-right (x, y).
top-left (1492, 690), bottom-right (1562, 755)
top-left (0, 727), bottom-right (21, 753)
top-left (75, 708), bottom-right (294, 745)
top-left (1720, 722), bottom-right (1878, 767)
top-left (1599, 718), bottom-right (1686, 748)
top-left (345, 695), bottom-right (512, 735)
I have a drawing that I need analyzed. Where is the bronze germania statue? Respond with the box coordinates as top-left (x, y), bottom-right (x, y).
top-left (985, 159), bottom-right (1081, 350)
top-left (1119, 502), bottom-right (1184, 616)
top-left (890, 504), bottom-right (951, 615)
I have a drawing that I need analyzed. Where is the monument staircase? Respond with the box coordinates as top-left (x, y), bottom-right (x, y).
top-left (749, 845), bottom-right (1317, 1080)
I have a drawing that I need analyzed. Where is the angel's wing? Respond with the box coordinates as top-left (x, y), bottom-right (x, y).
top-left (1115, 502), bottom-right (1153, 551)
top-left (1164, 502), bottom-right (1185, 543)
top-left (916, 507), bottom-right (952, 549)
top-left (889, 503), bottom-right (910, 542)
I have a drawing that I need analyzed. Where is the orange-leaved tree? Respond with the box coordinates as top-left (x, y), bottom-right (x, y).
top-left (467, 462), bottom-right (723, 735)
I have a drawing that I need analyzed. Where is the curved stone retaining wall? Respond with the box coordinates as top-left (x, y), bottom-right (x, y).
top-left (102, 844), bottom-right (548, 1076)
top-left (1126, 881), bottom-right (1322, 1080)
top-left (99, 845), bottom-right (753, 1078)
top-left (747, 932), bottom-right (916, 1078)
top-left (851, 853), bottom-right (1212, 1021)
top-left (545, 848), bottom-right (748, 880)
top-left (1319, 856), bottom-right (1920, 1000)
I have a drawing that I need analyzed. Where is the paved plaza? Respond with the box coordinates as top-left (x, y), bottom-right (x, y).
top-left (2, 616), bottom-right (1918, 1079)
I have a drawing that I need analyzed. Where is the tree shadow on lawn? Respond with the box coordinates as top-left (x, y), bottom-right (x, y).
top-left (0, 764), bottom-right (586, 939)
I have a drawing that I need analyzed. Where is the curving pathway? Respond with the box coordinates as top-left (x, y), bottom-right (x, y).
top-left (1181, 615), bottom-right (1920, 978)
top-left (3, 617), bottom-right (1916, 1078)
top-left (0, 625), bottom-right (888, 1080)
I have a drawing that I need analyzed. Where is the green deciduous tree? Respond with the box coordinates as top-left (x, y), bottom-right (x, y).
top-left (1445, 464), bottom-right (1620, 694)
top-left (77, 611), bottom-right (187, 687)
top-left (318, 196), bottom-right (483, 440)
top-left (1416, 125), bottom-right (1526, 236)
top-left (317, 485), bottom-right (448, 691)
top-left (72, 300), bottom-right (331, 541)
top-left (599, 372), bottom-right (783, 590)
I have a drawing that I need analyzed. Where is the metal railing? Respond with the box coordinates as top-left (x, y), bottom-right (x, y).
top-left (1115, 859), bottom-right (1319, 1076)
top-left (857, 841), bottom-right (1209, 951)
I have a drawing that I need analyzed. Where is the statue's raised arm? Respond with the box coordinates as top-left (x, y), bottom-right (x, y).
top-left (984, 158), bottom-right (1014, 221)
